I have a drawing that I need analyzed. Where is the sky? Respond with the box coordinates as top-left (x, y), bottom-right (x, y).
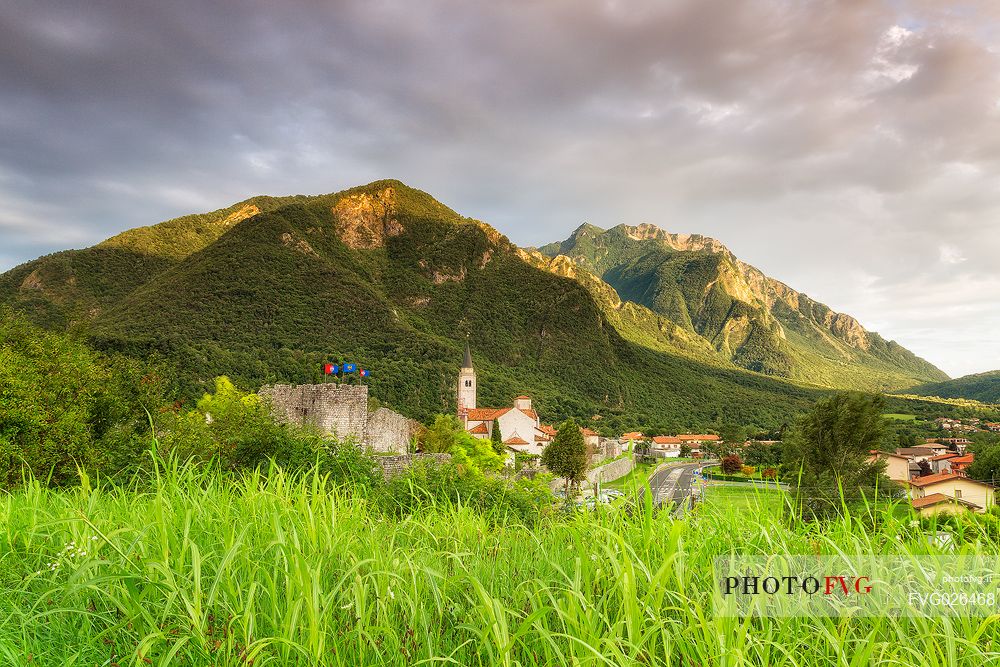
top-left (2, 0), bottom-right (999, 378)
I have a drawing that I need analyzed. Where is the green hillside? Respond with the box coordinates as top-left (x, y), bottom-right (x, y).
top-left (539, 223), bottom-right (947, 391)
top-left (0, 180), bottom-right (957, 433)
top-left (908, 371), bottom-right (1000, 404)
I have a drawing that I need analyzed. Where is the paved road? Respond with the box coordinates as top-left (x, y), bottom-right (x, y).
top-left (647, 461), bottom-right (708, 514)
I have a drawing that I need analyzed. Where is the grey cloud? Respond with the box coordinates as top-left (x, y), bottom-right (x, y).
top-left (1, 0), bottom-right (1000, 376)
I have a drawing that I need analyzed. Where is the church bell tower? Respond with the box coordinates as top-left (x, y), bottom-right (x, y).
top-left (457, 339), bottom-right (477, 415)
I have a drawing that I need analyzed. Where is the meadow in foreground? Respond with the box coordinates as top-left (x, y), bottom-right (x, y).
top-left (2, 461), bottom-right (999, 666)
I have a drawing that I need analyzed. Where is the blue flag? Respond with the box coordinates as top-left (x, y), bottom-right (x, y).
top-left (360, 369), bottom-right (369, 377)
top-left (344, 363), bottom-right (357, 373)
top-left (323, 363), bottom-right (339, 375)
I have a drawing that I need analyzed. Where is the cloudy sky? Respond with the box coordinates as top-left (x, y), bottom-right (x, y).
top-left (2, 0), bottom-right (999, 377)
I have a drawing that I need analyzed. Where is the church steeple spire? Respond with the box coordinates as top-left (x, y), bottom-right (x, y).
top-left (462, 337), bottom-right (473, 369)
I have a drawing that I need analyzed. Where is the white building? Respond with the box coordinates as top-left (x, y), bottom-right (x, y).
top-left (457, 343), bottom-right (550, 456)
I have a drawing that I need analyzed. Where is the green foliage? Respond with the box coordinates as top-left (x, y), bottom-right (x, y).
top-left (743, 441), bottom-right (782, 468)
top-left (0, 308), bottom-right (165, 487)
top-left (541, 418), bottom-right (588, 495)
top-left (782, 393), bottom-right (893, 519)
top-left (489, 418), bottom-right (503, 454)
top-left (419, 414), bottom-right (467, 454)
top-left (380, 460), bottom-right (552, 525)
top-left (966, 446), bottom-right (1000, 483)
top-left (450, 430), bottom-right (505, 473)
top-left (159, 376), bottom-right (335, 474)
top-left (909, 370), bottom-right (1000, 404)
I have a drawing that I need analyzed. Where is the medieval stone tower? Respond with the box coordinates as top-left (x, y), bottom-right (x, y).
top-left (457, 339), bottom-right (477, 414)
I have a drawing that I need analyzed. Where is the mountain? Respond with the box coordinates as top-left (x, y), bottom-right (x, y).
top-left (908, 371), bottom-right (1000, 404)
top-left (538, 223), bottom-right (946, 391)
top-left (0, 180), bottom-right (952, 432)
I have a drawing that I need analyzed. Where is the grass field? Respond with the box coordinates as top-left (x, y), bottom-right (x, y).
top-left (883, 413), bottom-right (918, 421)
top-left (2, 462), bottom-right (999, 665)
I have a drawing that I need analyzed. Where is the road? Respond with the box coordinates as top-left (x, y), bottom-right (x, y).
top-left (646, 461), bottom-right (708, 514)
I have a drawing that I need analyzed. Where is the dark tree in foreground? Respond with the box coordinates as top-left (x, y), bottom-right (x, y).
top-left (490, 419), bottom-right (504, 455)
top-left (916, 460), bottom-right (932, 477)
top-left (721, 454), bottom-right (744, 475)
top-left (542, 418), bottom-right (588, 498)
top-left (782, 393), bottom-right (890, 520)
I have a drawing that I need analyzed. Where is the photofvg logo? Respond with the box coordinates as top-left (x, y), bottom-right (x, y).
top-left (713, 556), bottom-right (1000, 618)
top-left (721, 573), bottom-right (872, 597)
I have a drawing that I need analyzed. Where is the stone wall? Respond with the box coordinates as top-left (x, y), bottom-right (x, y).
top-left (366, 407), bottom-right (416, 454)
top-left (260, 383), bottom-right (411, 454)
top-left (587, 455), bottom-right (634, 485)
top-left (375, 453), bottom-right (451, 477)
top-left (550, 455), bottom-right (635, 491)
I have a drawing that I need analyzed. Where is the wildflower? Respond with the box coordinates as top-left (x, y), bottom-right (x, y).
top-left (388, 587), bottom-right (395, 600)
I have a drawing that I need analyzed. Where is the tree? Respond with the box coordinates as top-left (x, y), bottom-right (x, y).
top-left (420, 415), bottom-right (466, 454)
top-left (541, 418), bottom-right (589, 498)
top-left (721, 454), bottom-right (744, 475)
top-left (451, 431), bottom-right (505, 473)
top-left (744, 441), bottom-right (780, 468)
top-left (916, 460), bottom-right (932, 477)
top-left (966, 446), bottom-right (1000, 484)
top-left (781, 393), bottom-right (890, 519)
top-left (680, 443), bottom-right (692, 458)
top-left (490, 419), bottom-right (504, 455)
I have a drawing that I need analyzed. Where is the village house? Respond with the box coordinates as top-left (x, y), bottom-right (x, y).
top-left (929, 452), bottom-right (959, 474)
top-left (869, 450), bottom-right (911, 484)
top-left (895, 447), bottom-right (937, 463)
top-left (948, 453), bottom-right (975, 475)
top-left (909, 472), bottom-right (995, 514)
top-left (677, 434), bottom-right (721, 458)
top-left (650, 435), bottom-right (682, 458)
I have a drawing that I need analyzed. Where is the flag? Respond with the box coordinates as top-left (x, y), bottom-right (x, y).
top-left (323, 363), bottom-right (339, 375)
top-left (359, 368), bottom-right (369, 377)
top-left (343, 363), bottom-right (357, 373)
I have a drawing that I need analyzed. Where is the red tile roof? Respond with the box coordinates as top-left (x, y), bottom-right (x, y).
top-left (950, 454), bottom-right (975, 464)
top-left (581, 428), bottom-right (598, 436)
top-left (929, 453), bottom-right (958, 461)
top-left (909, 472), bottom-right (992, 488)
top-left (910, 493), bottom-right (979, 510)
top-left (504, 435), bottom-right (529, 445)
top-left (537, 424), bottom-right (557, 436)
top-left (622, 431), bottom-right (646, 440)
top-left (652, 436), bottom-right (682, 445)
top-left (466, 408), bottom-right (502, 421)
top-left (468, 423), bottom-right (488, 435)
top-left (677, 434), bottom-right (720, 441)
top-left (515, 395), bottom-right (531, 400)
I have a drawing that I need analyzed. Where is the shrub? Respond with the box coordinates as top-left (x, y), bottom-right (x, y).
top-left (741, 465), bottom-right (756, 477)
top-left (762, 467), bottom-right (779, 479)
top-left (721, 454), bottom-right (744, 475)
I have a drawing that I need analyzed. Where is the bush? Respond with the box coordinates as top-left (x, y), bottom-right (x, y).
top-left (379, 460), bottom-right (554, 525)
top-left (762, 467), bottom-right (779, 479)
top-left (741, 465), bottom-right (756, 477)
top-left (721, 454), bottom-right (744, 475)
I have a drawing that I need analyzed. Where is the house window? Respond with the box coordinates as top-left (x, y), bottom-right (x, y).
top-left (465, 380), bottom-right (472, 388)
top-left (955, 489), bottom-right (962, 499)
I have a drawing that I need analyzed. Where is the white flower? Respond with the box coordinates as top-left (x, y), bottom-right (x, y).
top-left (388, 587), bottom-right (395, 600)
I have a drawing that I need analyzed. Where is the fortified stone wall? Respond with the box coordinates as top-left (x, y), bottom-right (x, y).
top-left (260, 383), bottom-right (410, 454)
top-left (375, 453), bottom-right (451, 477)
top-left (366, 407), bottom-right (416, 454)
top-left (550, 455), bottom-right (635, 491)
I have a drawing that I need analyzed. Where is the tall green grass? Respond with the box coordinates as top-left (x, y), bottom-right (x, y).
top-left (2, 460), bottom-right (998, 666)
